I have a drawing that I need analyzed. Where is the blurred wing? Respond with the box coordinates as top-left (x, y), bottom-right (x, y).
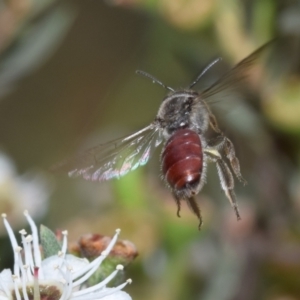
top-left (201, 40), bottom-right (274, 100)
top-left (54, 124), bottom-right (163, 181)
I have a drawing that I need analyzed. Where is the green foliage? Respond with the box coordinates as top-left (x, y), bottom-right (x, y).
top-left (40, 225), bottom-right (61, 258)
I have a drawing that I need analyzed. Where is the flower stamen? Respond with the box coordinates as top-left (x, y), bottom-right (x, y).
top-left (2, 214), bottom-right (20, 277)
top-left (72, 229), bottom-right (121, 282)
top-left (24, 235), bottom-right (34, 278)
top-left (23, 211), bottom-right (42, 277)
top-left (34, 267), bottom-right (41, 300)
top-left (1, 212), bottom-right (132, 300)
top-left (61, 231), bottom-right (68, 257)
top-left (12, 275), bottom-right (21, 300)
top-left (73, 264), bottom-right (125, 297)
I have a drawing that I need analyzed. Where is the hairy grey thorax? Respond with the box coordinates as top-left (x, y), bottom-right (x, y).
top-left (156, 90), bottom-right (209, 139)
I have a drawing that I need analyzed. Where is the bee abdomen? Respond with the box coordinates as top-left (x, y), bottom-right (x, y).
top-left (161, 129), bottom-right (203, 191)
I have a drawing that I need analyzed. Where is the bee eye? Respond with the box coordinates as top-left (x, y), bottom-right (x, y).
top-left (185, 97), bottom-right (193, 103)
top-left (183, 97), bottom-right (193, 109)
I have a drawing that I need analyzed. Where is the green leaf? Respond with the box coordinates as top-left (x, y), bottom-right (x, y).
top-left (40, 225), bottom-right (61, 258)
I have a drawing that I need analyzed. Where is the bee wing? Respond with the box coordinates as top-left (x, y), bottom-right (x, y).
top-left (201, 40), bottom-right (274, 100)
top-left (54, 123), bottom-right (163, 181)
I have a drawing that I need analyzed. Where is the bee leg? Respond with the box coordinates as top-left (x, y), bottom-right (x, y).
top-left (186, 196), bottom-right (203, 230)
top-left (203, 105), bottom-right (247, 185)
top-left (223, 137), bottom-right (247, 185)
top-left (208, 112), bottom-right (221, 133)
top-left (201, 100), bottom-right (221, 133)
top-left (207, 134), bottom-right (247, 185)
top-left (173, 196), bottom-right (181, 217)
top-left (216, 159), bottom-right (241, 220)
top-left (204, 149), bottom-right (241, 221)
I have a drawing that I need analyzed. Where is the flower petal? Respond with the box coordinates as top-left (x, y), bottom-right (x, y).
top-left (41, 254), bottom-right (89, 280)
top-left (101, 290), bottom-right (132, 300)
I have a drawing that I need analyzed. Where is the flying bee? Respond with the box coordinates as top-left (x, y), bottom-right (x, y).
top-left (55, 41), bottom-right (272, 229)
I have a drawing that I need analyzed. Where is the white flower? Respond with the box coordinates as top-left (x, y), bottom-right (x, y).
top-left (0, 152), bottom-right (51, 235)
top-left (0, 211), bottom-right (132, 300)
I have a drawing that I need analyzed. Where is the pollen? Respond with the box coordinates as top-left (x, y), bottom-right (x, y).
top-left (12, 284), bottom-right (63, 300)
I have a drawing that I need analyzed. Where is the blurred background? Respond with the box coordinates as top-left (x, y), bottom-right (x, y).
top-left (0, 0), bottom-right (300, 299)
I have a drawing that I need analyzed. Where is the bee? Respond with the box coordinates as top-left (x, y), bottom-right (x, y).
top-left (55, 42), bottom-right (272, 229)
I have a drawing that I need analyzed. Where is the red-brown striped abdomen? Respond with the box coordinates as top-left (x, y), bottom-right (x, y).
top-left (161, 129), bottom-right (203, 191)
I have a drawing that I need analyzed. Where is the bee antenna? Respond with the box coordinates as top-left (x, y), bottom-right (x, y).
top-left (189, 57), bottom-right (222, 89)
top-left (136, 70), bottom-right (175, 92)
